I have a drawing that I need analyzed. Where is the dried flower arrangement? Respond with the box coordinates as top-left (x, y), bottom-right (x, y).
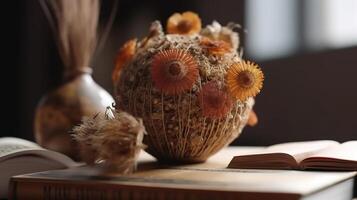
top-left (113, 11), bottom-right (264, 163)
top-left (72, 107), bottom-right (146, 173)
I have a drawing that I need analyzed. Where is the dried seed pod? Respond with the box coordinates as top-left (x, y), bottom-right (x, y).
top-left (72, 108), bottom-right (146, 173)
top-left (71, 114), bottom-right (101, 164)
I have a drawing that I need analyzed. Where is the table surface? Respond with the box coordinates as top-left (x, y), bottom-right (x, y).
top-left (133, 146), bottom-right (356, 196)
top-left (137, 146), bottom-right (264, 168)
top-left (12, 146), bottom-right (356, 199)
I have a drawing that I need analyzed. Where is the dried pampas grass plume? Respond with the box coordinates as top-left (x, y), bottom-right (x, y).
top-left (39, 0), bottom-right (118, 78)
top-left (72, 107), bottom-right (146, 173)
top-left (39, 0), bottom-right (99, 75)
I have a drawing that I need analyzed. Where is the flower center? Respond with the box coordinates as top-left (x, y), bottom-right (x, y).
top-left (177, 20), bottom-right (192, 33)
top-left (237, 71), bottom-right (255, 88)
top-left (207, 93), bottom-right (224, 109)
top-left (167, 61), bottom-right (186, 80)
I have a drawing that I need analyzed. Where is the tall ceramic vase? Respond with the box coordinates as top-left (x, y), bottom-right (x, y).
top-left (35, 0), bottom-right (114, 160)
top-left (34, 68), bottom-right (113, 160)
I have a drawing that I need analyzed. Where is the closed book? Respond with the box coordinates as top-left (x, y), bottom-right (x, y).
top-left (9, 147), bottom-right (357, 200)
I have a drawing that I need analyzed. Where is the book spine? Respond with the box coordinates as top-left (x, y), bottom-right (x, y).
top-left (11, 181), bottom-right (163, 200)
top-left (9, 179), bottom-right (300, 200)
top-left (10, 179), bottom-right (243, 200)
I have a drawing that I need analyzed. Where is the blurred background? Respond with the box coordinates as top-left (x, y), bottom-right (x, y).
top-left (5, 0), bottom-right (357, 145)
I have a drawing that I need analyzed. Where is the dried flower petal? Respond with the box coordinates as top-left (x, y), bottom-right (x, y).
top-left (139, 21), bottom-right (164, 48)
top-left (200, 37), bottom-right (232, 56)
top-left (151, 49), bottom-right (199, 95)
top-left (198, 81), bottom-right (233, 119)
top-left (112, 39), bottom-right (137, 84)
top-left (247, 110), bottom-right (258, 126)
top-left (167, 11), bottom-right (201, 35)
top-left (226, 61), bottom-right (264, 101)
top-left (201, 21), bottom-right (240, 50)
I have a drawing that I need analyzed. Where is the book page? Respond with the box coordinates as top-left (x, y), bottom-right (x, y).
top-left (0, 137), bottom-right (78, 167)
top-left (227, 140), bottom-right (340, 169)
top-left (259, 140), bottom-right (340, 163)
top-left (0, 137), bottom-right (41, 158)
top-left (305, 141), bottom-right (357, 161)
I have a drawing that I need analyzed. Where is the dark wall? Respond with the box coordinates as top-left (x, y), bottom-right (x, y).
top-left (236, 46), bottom-right (357, 145)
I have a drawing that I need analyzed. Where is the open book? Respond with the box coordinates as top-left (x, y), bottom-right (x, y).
top-left (228, 140), bottom-right (357, 170)
top-left (0, 137), bottom-right (78, 198)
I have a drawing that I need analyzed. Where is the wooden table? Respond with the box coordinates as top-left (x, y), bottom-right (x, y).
top-left (10, 147), bottom-right (357, 200)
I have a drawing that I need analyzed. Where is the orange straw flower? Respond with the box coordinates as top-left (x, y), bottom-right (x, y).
top-left (151, 49), bottom-right (199, 95)
top-left (226, 61), bottom-right (264, 101)
top-left (200, 37), bottom-right (231, 56)
top-left (112, 39), bottom-right (137, 84)
top-left (198, 81), bottom-right (233, 119)
top-left (167, 11), bottom-right (202, 35)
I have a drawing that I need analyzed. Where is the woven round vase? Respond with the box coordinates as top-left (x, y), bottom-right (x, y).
top-left (114, 18), bottom-right (260, 163)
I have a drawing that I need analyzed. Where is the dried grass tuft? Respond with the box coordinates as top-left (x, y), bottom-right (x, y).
top-left (72, 108), bottom-right (146, 173)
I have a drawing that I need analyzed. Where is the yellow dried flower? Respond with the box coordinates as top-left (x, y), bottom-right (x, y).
top-left (226, 61), bottom-right (264, 101)
top-left (166, 11), bottom-right (201, 35)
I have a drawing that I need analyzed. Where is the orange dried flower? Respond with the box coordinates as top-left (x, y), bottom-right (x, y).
top-left (151, 49), bottom-right (199, 95)
top-left (167, 11), bottom-right (202, 35)
top-left (226, 61), bottom-right (264, 101)
top-left (247, 110), bottom-right (258, 126)
top-left (198, 81), bottom-right (233, 119)
top-left (112, 39), bottom-right (137, 84)
top-left (200, 37), bottom-right (231, 56)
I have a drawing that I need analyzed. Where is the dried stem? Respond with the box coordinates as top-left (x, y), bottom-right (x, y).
top-left (40, 0), bottom-right (100, 72)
